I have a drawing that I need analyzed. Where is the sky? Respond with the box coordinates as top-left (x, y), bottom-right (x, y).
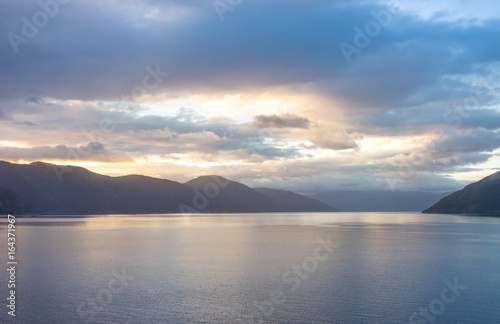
top-left (1, 0), bottom-right (500, 193)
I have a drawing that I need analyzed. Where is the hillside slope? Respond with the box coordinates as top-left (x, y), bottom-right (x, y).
top-left (0, 162), bottom-right (338, 215)
top-left (0, 187), bottom-right (38, 215)
top-left (254, 188), bottom-right (338, 212)
top-left (423, 171), bottom-right (500, 215)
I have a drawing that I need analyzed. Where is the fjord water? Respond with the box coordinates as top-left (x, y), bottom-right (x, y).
top-left (1, 213), bottom-right (500, 324)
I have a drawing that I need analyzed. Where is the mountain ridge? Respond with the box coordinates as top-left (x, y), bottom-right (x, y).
top-left (423, 171), bottom-right (500, 215)
top-left (0, 161), bottom-right (337, 215)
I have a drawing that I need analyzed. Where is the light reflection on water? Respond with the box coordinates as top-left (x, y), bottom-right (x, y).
top-left (11, 211), bottom-right (500, 226)
top-left (0, 212), bottom-right (499, 324)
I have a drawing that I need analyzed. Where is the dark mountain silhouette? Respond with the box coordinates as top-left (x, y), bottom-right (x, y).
top-left (0, 187), bottom-right (38, 215)
top-left (0, 161), bottom-right (193, 214)
top-left (183, 176), bottom-right (280, 212)
top-left (423, 171), bottom-right (500, 215)
top-left (254, 188), bottom-right (339, 212)
top-left (181, 177), bottom-right (337, 212)
top-left (0, 161), bottom-right (337, 215)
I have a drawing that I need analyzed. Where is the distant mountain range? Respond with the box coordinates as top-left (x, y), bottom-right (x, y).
top-left (423, 171), bottom-right (500, 216)
top-left (2, 161), bottom-right (497, 216)
top-left (0, 161), bottom-right (337, 215)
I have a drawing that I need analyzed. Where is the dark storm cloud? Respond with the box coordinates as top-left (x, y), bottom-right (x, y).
top-left (1, 0), bottom-right (499, 111)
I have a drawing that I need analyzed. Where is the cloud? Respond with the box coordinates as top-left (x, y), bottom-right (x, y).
top-left (0, 109), bottom-right (11, 120)
top-left (1, 0), bottom-right (499, 191)
top-left (26, 97), bottom-right (45, 104)
top-left (434, 128), bottom-right (500, 153)
top-left (14, 120), bottom-right (37, 126)
top-left (0, 142), bottom-right (133, 163)
top-left (252, 114), bottom-right (310, 129)
top-left (384, 128), bottom-right (500, 174)
top-left (385, 0), bottom-right (500, 22)
top-left (309, 129), bottom-right (362, 151)
top-left (1, 0), bottom-right (499, 110)
top-left (359, 107), bottom-right (500, 135)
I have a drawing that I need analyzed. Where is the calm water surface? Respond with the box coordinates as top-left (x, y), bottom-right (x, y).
top-left (1, 212), bottom-right (499, 323)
